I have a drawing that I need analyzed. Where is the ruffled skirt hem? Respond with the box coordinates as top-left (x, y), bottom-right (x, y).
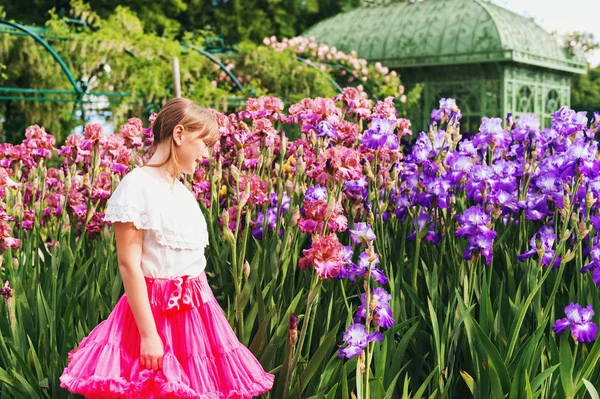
top-left (59, 272), bottom-right (275, 398)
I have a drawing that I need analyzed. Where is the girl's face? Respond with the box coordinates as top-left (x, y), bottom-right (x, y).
top-left (173, 124), bottom-right (212, 174)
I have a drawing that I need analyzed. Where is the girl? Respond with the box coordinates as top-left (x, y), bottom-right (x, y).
top-left (60, 98), bottom-right (275, 398)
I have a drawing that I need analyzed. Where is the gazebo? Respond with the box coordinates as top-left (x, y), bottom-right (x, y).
top-left (305, 0), bottom-right (588, 131)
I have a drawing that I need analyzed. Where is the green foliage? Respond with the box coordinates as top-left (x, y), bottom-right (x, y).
top-left (2, 0), bottom-right (360, 42)
top-left (557, 30), bottom-right (600, 114)
top-left (2, 1), bottom-right (405, 144)
top-left (236, 41), bottom-right (338, 105)
top-left (572, 64), bottom-right (600, 113)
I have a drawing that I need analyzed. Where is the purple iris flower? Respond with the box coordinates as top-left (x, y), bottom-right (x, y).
top-left (551, 107), bottom-right (588, 137)
top-left (473, 117), bottom-right (512, 150)
top-left (407, 212), bottom-right (442, 244)
top-left (413, 130), bottom-right (447, 153)
top-left (338, 323), bottom-right (384, 359)
top-left (251, 208), bottom-right (279, 240)
top-left (392, 191), bottom-right (412, 220)
top-left (411, 145), bottom-right (435, 164)
top-left (535, 173), bottom-right (561, 192)
top-left (370, 267), bottom-right (389, 285)
top-left (580, 245), bottom-right (600, 286)
top-left (512, 114), bottom-right (541, 142)
top-left (430, 98), bottom-right (460, 122)
top-left (335, 245), bottom-right (357, 280)
top-left (416, 176), bottom-right (452, 209)
top-left (566, 138), bottom-right (595, 160)
top-left (270, 192), bottom-right (291, 213)
top-left (492, 159), bottom-right (520, 179)
top-left (431, 109), bottom-right (443, 121)
top-left (315, 121), bottom-right (337, 140)
top-left (519, 193), bottom-right (553, 221)
top-left (251, 212), bottom-right (267, 240)
top-left (587, 111), bottom-right (600, 138)
top-left (552, 303), bottom-right (597, 343)
top-left (465, 165), bottom-right (495, 203)
top-left (446, 152), bottom-right (475, 185)
top-left (304, 185), bottom-right (328, 202)
top-left (361, 118), bottom-right (398, 150)
top-left (344, 176), bottom-right (368, 202)
top-left (458, 140), bottom-right (478, 156)
top-left (517, 225), bottom-right (561, 268)
top-left (349, 222), bottom-right (376, 246)
top-left (489, 190), bottom-right (518, 213)
top-left (354, 287), bottom-right (395, 328)
top-left (591, 214), bottom-right (600, 232)
top-left (455, 206), bottom-right (496, 265)
top-left (456, 206), bottom-right (490, 229)
top-left (347, 251), bottom-right (387, 284)
top-left (531, 172), bottom-right (564, 208)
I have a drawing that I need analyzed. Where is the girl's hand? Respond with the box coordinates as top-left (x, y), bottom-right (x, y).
top-left (140, 333), bottom-right (164, 371)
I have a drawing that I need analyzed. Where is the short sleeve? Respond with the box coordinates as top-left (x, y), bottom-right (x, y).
top-left (104, 171), bottom-right (156, 230)
top-left (103, 169), bottom-right (209, 251)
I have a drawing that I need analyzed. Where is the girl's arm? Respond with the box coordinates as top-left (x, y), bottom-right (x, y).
top-left (113, 221), bottom-right (164, 371)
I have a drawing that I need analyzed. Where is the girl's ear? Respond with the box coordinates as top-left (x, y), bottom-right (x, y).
top-left (173, 125), bottom-right (184, 146)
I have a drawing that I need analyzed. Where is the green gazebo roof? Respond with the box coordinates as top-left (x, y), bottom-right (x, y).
top-left (304, 0), bottom-right (587, 74)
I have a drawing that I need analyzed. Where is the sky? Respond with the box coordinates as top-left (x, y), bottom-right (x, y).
top-left (493, 0), bottom-right (599, 67)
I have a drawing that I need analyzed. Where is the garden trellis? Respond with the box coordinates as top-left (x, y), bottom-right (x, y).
top-left (0, 19), bottom-right (250, 120)
top-left (0, 18), bottom-right (385, 124)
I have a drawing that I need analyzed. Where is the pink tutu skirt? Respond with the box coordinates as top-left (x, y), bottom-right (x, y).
top-left (60, 272), bottom-right (275, 398)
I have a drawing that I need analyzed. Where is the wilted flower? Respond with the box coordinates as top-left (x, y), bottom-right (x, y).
top-left (0, 280), bottom-right (13, 299)
top-left (289, 313), bottom-right (298, 345)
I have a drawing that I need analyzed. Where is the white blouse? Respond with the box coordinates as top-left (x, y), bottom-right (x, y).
top-left (103, 167), bottom-right (209, 278)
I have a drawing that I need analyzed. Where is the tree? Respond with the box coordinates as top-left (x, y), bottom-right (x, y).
top-left (2, 0), bottom-right (361, 42)
top-left (571, 64), bottom-right (600, 113)
top-left (2, 4), bottom-right (372, 143)
top-left (561, 31), bottom-right (600, 60)
top-left (559, 31), bottom-right (600, 113)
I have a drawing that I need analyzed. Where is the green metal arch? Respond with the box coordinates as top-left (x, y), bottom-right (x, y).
top-left (296, 56), bottom-right (343, 94)
top-left (0, 19), bottom-right (83, 95)
top-left (0, 22), bottom-right (357, 110)
top-left (182, 44), bottom-right (245, 93)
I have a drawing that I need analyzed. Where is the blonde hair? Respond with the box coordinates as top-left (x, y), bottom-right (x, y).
top-left (145, 97), bottom-right (219, 185)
